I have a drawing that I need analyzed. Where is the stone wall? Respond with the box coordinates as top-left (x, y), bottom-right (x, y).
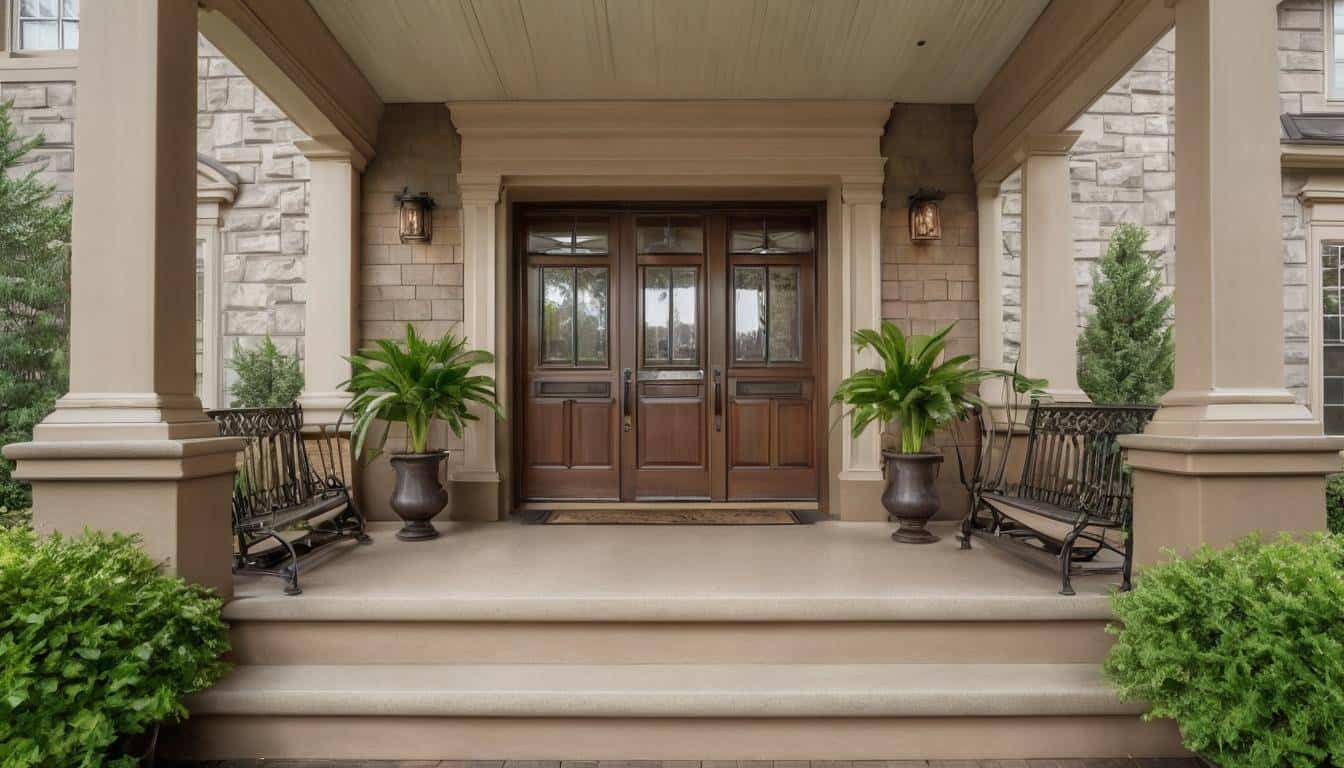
top-left (880, 103), bottom-right (979, 364)
top-left (999, 2), bottom-right (1318, 404)
top-left (0, 81), bottom-right (75, 195)
top-left (196, 36), bottom-right (311, 397)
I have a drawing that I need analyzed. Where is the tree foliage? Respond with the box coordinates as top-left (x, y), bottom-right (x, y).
top-left (226, 336), bottom-right (304, 408)
top-left (0, 100), bottom-right (73, 510)
top-left (1076, 223), bottom-right (1174, 404)
top-left (1104, 533), bottom-right (1344, 768)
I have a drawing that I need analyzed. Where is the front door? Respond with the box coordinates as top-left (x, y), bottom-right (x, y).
top-left (516, 205), bottom-right (821, 504)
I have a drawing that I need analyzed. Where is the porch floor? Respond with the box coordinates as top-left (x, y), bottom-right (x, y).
top-left (226, 520), bottom-right (1119, 622)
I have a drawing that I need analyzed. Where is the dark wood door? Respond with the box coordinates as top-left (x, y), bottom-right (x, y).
top-left (516, 206), bottom-right (820, 504)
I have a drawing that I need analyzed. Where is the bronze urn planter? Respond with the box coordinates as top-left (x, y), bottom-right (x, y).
top-left (388, 452), bottom-right (450, 541)
top-left (881, 450), bottom-right (943, 544)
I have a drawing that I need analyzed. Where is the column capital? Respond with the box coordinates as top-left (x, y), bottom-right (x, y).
top-left (1012, 131), bottom-right (1082, 163)
top-left (840, 178), bottom-right (884, 205)
top-left (459, 174), bottom-right (502, 205)
top-left (294, 137), bottom-right (368, 172)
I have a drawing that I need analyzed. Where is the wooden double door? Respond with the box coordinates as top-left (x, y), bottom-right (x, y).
top-left (516, 205), bottom-right (823, 503)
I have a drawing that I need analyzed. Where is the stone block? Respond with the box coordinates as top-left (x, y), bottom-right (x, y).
top-left (1090, 94), bottom-right (1130, 113)
top-left (363, 266), bottom-right (403, 286)
top-left (212, 113), bottom-right (244, 147)
top-left (1097, 156), bottom-right (1144, 187)
top-left (243, 257), bottom-right (303, 283)
top-left (45, 83), bottom-right (73, 107)
top-left (1278, 8), bottom-right (1322, 30)
top-left (233, 185), bottom-right (280, 209)
top-left (205, 78), bottom-right (228, 111)
top-left (1102, 114), bottom-right (1145, 134)
top-left (364, 301), bottom-right (395, 321)
top-left (1143, 172), bottom-right (1175, 192)
top-left (401, 264), bottom-right (434, 284)
top-left (226, 78), bottom-right (255, 111)
top-left (280, 230), bottom-right (305, 255)
top-left (1143, 153), bottom-right (1170, 172)
top-left (395, 300), bottom-right (432, 321)
top-left (233, 232), bottom-right (281, 253)
top-left (1280, 49), bottom-right (1324, 71)
top-left (1129, 94), bottom-right (1170, 115)
top-left (226, 311), bottom-right (270, 336)
top-left (222, 254), bottom-right (246, 282)
top-left (3, 85), bottom-right (46, 108)
top-left (1280, 72), bottom-right (1324, 93)
top-left (1123, 135), bottom-right (1167, 154)
top-left (224, 283), bottom-right (273, 309)
top-left (1127, 72), bottom-right (1167, 94)
top-left (207, 57), bottom-right (243, 78)
top-left (214, 146), bottom-right (262, 163)
top-left (273, 305), bottom-right (304, 334)
top-left (280, 188), bottom-right (306, 215)
top-left (433, 264), bottom-right (464, 286)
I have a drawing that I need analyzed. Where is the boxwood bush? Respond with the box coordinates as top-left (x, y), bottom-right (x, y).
top-left (0, 528), bottom-right (231, 767)
top-left (1104, 533), bottom-right (1344, 768)
top-left (1327, 473), bottom-right (1344, 534)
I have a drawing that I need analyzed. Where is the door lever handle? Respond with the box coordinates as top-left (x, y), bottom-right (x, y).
top-left (621, 368), bottom-right (633, 432)
top-left (712, 367), bottom-right (722, 432)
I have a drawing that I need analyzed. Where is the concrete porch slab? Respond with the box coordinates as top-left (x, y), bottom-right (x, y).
top-left (225, 522), bottom-right (1118, 623)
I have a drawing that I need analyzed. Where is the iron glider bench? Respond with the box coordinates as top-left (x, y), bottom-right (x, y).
top-left (207, 404), bottom-right (371, 595)
top-left (955, 401), bottom-right (1157, 595)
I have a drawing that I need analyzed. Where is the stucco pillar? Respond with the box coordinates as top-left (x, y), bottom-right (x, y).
top-left (1017, 133), bottom-right (1087, 403)
top-left (977, 181), bottom-right (1007, 407)
top-left (454, 174), bottom-right (503, 517)
top-left (2, 0), bottom-right (241, 595)
top-left (1119, 0), bottom-right (1343, 565)
top-left (295, 140), bottom-right (364, 427)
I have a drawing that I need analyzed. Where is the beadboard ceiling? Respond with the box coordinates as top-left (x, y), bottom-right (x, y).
top-left (308, 0), bottom-right (1048, 103)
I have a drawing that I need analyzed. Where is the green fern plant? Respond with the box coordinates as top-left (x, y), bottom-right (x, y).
top-left (343, 324), bottom-right (503, 459)
top-left (1105, 533), bottom-right (1344, 768)
top-left (831, 321), bottom-right (1043, 453)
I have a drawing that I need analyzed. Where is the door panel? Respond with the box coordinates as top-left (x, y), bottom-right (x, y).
top-left (517, 206), bottom-right (820, 505)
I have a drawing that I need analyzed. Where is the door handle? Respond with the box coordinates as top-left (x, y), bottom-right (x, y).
top-left (622, 368), bottom-right (633, 432)
top-left (712, 366), bottom-right (722, 432)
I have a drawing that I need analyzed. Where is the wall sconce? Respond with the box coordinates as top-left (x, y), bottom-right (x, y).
top-left (908, 188), bottom-right (946, 242)
top-left (396, 188), bottom-right (436, 244)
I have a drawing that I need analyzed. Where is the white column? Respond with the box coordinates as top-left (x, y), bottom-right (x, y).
top-left (295, 139), bottom-right (364, 427)
top-left (1120, 0), bottom-right (1343, 564)
top-left (3, 0), bottom-right (240, 595)
top-left (456, 174), bottom-right (503, 482)
top-left (1017, 133), bottom-right (1087, 402)
top-left (838, 180), bottom-right (885, 479)
top-left (976, 180), bottom-right (1006, 406)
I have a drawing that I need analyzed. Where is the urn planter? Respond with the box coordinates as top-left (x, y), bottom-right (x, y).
top-left (388, 452), bottom-right (450, 541)
top-left (881, 450), bottom-right (943, 544)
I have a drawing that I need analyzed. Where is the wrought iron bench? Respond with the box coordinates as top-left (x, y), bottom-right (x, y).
top-left (207, 404), bottom-right (371, 595)
top-left (953, 401), bottom-right (1156, 595)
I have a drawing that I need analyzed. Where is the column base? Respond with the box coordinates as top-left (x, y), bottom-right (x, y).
top-left (297, 392), bottom-right (353, 429)
top-left (1119, 432), bottom-right (1344, 566)
top-left (1145, 388), bottom-right (1320, 437)
top-left (2, 436), bottom-right (245, 597)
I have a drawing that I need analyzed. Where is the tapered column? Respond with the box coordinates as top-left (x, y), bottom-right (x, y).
top-left (1018, 133), bottom-right (1087, 403)
top-left (2, 1), bottom-right (240, 595)
top-left (295, 140), bottom-right (364, 426)
top-left (456, 175), bottom-right (502, 490)
top-left (1119, 0), bottom-right (1343, 564)
top-left (977, 181), bottom-right (1006, 406)
top-left (839, 180), bottom-right (885, 482)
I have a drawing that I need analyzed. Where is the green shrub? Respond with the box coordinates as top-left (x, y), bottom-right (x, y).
top-left (1104, 533), bottom-right (1344, 768)
top-left (0, 506), bottom-right (30, 530)
top-left (1327, 474), bottom-right (1344, 534)
top-left (227, 335), bottom-right (304, 408)
top-left (0, 528), bottom-right (231, 767)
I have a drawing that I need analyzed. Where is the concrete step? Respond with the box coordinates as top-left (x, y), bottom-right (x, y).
top-left (227, 616), bottom-right (1116, 665)
top-left (166, 662), bottom-right (1182, 761)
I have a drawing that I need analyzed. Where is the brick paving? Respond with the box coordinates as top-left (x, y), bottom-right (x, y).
top-left (161, 759), bottom-right (1202, 767)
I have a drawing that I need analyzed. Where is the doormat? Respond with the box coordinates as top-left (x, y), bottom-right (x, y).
top-left (539, 508), bottom-right (806, 525)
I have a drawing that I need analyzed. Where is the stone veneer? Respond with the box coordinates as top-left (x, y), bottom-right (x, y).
top-left (195, 36), bottom-right (312, 392)
top-left (998, 1), bottom-right (1319, 403)
top-left (0, 80), bottom-right (74, 195)
top-left (880, 103), bottom-right (980, 364)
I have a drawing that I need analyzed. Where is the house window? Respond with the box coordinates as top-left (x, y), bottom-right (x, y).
top-left (1334, 1), bottom-right (1344, 99)
top-left (13, 0), bottom-right (77, 51)
top-left (1323, 243), bottom-right (1344, 433)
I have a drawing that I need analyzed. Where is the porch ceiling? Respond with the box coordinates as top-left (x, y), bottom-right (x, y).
top-left (308, 0), bottom-right (1048, 104)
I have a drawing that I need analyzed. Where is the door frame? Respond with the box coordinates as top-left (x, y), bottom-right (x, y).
top-left (509, 200), bottom-right (829, 511)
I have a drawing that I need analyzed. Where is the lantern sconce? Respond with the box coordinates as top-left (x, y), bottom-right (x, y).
top-left (396, 187), bottom-right (437, 244)
top-left (908, 188), bottom-right (945, 242)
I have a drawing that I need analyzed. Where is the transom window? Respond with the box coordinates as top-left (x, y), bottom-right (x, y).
top-left (1323, 243), bottom-right (1344, 433)
top-left (13, 0), bottom-right (78, 51)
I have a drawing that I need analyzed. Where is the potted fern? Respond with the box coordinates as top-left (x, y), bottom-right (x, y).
top-left (831, 321), bottom-right (1041, 543)
top-left (344, 324), bottom-right (502, 541)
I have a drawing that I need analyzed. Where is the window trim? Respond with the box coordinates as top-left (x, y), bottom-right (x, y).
top-left (9, 0), bottom-right (78, 54)
top-left (1329, 0), bottom-right (1344, 105)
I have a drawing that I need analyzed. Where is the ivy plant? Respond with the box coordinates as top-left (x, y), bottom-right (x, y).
top-left (0, 528), bottom-right (231, 767)
top-left (1104, 533), bottom-right (1344, 768)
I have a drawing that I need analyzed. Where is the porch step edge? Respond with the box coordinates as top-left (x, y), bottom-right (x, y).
top-left (221, 594), bottom-right (1112, 623)
top-left (187, 662), bottom-right (1142, 718)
